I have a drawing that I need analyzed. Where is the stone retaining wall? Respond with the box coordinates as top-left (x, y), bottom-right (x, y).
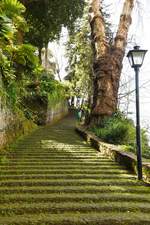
top-left (76, 126), bottom-right (150, 183)
top-left (46, 101), bottom-right (68, 125)
top-left (0, 103), bottom-right (36, 149)
top-left (0, 100), bottom-right (68, 150)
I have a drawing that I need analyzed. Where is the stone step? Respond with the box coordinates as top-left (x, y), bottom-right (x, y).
top-left (0, 178), bottom-right (142, 187)
top-left (1, 192), bottom-right (150, 204)
top-left (0, 184), bottom-right (150, 195)
top-left (0, 165), bottom-right (124, 169)
top-left (0, 173), bottom-right (133, 180)
top-left (0, 211), bottom-right (150, 225)
top-left (1, 116), bottom-right (150, 224)
top-left (0, 169), bottom-right (130, 175)
top-left (0, 201), bottom-right (150, 217)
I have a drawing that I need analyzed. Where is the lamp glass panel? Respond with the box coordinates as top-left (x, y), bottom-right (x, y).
top-left (132, 51), bottom-right (145, 66)
top-left (128, 54), bottom-right (134, 67)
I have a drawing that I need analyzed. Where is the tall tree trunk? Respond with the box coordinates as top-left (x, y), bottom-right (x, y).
top-left (71, 96), bottom-right (75, 106)
top-left (38, 47), bottom-right (42, 64)
top-left (45, 43), bottom-right (48, 70)
top-left (89, 0), bottom-right (134, 125)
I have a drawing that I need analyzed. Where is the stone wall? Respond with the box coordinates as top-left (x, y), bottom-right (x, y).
top-left (76, 126), bottom-right (150, 183)
top-left (46, 101), bottom-right (68, 125)
top-left (0, 99), bottom-right (36, 149)
top-left (0, 101), bottom-right (8, 147)
top-left (0, 98), bottom-right (68, 150)
top-left (23, 96), bottom-right (68, 125)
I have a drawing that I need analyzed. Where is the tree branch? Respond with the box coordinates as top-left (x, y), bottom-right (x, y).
top-left (89, 0), bottom-right (108, 58)
top-left (114, 0), bottom-right (134, 51)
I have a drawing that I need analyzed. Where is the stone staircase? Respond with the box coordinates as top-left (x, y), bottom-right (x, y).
top-left (0, 116), bottom-right (150, 225)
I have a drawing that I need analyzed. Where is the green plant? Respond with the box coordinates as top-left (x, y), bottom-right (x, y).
top-left (92, 113), bottom-right (134, 144)
top-left (13, 44), bottom-right (38, 70)
top-left (0, 14), bottom-right (14, 42)
top-left (0, 0), bottom-right (27, 44)
top-left (92, 112), bottom-right (150, 159)
top-left (0, 51), bottom-right (15, 83)
top-left (0, 0), bottom-right (25, 17)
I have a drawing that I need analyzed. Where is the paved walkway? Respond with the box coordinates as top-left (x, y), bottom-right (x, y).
top-left (0, 116), bottom-right (150, 225)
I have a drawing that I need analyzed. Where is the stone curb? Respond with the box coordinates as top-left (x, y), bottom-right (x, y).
top-left (75, 126), bottom-right (150, 183)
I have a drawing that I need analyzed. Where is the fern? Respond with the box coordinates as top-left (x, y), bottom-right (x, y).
top-left (0, 0), bottom-right (25, 18)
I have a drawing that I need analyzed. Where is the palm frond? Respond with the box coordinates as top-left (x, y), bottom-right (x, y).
top-left (1, 0), bottom-right (25, 18)
top-left (0, 14), bottom-right (14, 41)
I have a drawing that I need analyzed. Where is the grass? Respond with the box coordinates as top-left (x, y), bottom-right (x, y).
top-left (0, 116), bottom-right (150, 224)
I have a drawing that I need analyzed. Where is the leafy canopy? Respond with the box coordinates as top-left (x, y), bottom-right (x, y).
top-left (1, 0), bottom-right (68, 121)
top-left (65, 5), bottom-right (93, 101)
top-left (20, 0), bottom-right (85, 48)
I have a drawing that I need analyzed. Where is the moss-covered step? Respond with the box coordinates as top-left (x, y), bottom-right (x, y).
top-left (0, 116), bottom-right (150, 225)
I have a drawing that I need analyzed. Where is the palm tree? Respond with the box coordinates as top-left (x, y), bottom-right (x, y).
top-left (0, 0), bottom-right (26, 45)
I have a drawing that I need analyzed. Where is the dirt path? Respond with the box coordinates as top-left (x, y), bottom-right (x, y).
top-left (0, 116), bottom-right (150, 225)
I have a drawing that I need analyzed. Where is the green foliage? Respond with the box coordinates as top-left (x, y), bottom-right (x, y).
top-left (0, 0), bottom-right (25, 18)
top-left (39, 75), bottom-right (56, 97)
top-left (0, 50), bottom-right (15, 82)
top-left (20, 71), bottom-right (67, 124)
top-left (0, 0), bottom-right (38, 110)
top-left (0, 0), bottom-right (28, 77)
top-left (36, 74), bottom-right (66, 105)
top-left (48, 82), bottom-right (66, 106)
top-left (0, 0), bottom-right (27, 44)
top-left (92, 113), bottom-right (135, 145)
top-left (13, 44), bottom-right (38, 71)
top-left (92, 112), bottom-right (150, 159)
top-left (66, 5), bottom-right (93, 100)
top-left (0, 0), bottom-right (72, 125)
top-left (0, 43), bottom-right (40, 107)
top-left (22, 0), bottom-right (85, 49)
top-left (0, 14), bottom-right (14, 42)
top-left (6, 81), bottom-right (18, 106)
top-left (123, 129), bottom-right (150, 159)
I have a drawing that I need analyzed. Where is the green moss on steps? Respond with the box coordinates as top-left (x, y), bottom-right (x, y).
top-left (0, 116), bottom-right (150, 225)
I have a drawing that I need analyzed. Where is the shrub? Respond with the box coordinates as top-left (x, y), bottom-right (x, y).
top-left (92, 113), bottom-right (135, 144)
top-left (92, 112), bottom-right (150, 159)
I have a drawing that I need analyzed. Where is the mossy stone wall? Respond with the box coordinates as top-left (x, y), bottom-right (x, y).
top-left (0, 104), bottom-right (36, 149)
top-left (46, 101), bottom-right (68, 125)
top-left (76, 126), bottom-right (150, 183)
top-left (0, 99), bottom-right (68, 150)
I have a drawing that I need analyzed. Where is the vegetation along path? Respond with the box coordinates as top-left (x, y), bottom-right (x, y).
top-left (0, 116), bottom-right (150, 225)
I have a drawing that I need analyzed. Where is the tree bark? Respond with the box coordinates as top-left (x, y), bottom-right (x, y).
top-left (89, 0), bottom-right (108, 59)
top-left (89, 0), bottom-right (134, 125)
top-left (38, 47), bottom-right (42, 64)
top-left (44, 43), bottom-right (48, 70)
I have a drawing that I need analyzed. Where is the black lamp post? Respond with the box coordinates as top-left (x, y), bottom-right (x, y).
top-left (127, 46), bottom-right (147, 180)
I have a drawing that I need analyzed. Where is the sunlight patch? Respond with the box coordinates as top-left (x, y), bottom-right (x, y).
top-left (41, 140), bottom-right (75, 152)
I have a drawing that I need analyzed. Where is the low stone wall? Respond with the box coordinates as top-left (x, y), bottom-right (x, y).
top-left (76, 126), bottom-right (150, 183)
top-left (46, 101), bottom-right (68, 125)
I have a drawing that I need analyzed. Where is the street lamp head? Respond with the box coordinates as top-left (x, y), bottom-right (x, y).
top-left (127, 46), bottom-right (147, 68)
